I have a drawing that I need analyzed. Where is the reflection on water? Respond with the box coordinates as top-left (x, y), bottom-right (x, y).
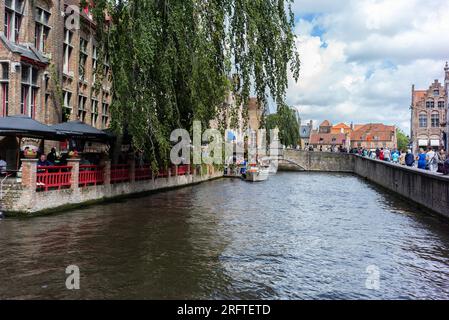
top-left (1, 172), bottom-right (449, 299)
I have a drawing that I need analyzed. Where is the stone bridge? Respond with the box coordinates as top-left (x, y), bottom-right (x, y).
top-left (277, 149), bottom-right (355, 172)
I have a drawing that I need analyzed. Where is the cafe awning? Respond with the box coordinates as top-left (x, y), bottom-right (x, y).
top-left (0, 115), bottom-right (62, 140)
top-left (430, 140), bottom-right (440, 147)
top-left (418, 139), bottom-right (428, 146)
top-left (51, 120), bottom-right (110, 141)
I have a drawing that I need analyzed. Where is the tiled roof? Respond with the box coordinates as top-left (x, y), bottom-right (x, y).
top-left (0, 34), bottom-right (49, 65)
top-left (333, 122), bottom-right (350, 129)
top-left (319, 120), bottom-right (331, 127)
top-left (350, 123), bottom-right (395, 142)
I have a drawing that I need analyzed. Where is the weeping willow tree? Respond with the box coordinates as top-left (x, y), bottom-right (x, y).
top-left (265, 104), bottom-right (300, 148)
top-left (90, 0), bottom-right (300, 168)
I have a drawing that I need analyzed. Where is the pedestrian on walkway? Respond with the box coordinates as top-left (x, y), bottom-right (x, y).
top-left (384, 148), bottom-right (391, 162)
top-left (399, 150), bottom-right (406, 165)
top-left (438, 148), bottom-right (447, 173)
top-left (426, 148), bottom-right (438, 172)
top-left (417, 148), bottom-right (427, 170)
top-left (405, 150), bottom-right (415, 167)
top-left (375, 148), bottom-right (380, 159)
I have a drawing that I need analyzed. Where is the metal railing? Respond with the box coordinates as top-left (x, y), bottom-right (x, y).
top-left (79, 165), bottom-right (104, 187)
top-left (37, 166), bottom-right (72, 192)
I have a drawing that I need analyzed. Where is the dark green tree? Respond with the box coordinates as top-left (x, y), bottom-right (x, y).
top-left (396, 128), bottom-right (410, 151)
top-left (90, 0), bottom-right (300, 168)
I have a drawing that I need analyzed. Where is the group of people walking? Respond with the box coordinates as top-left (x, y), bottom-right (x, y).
top-left (357, 147), bottom-right (449, 174)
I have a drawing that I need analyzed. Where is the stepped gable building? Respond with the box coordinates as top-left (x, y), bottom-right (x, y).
top-left (410, 63), bottom-right (448, 153)
top-left (0, 0), bottom-right (112, 129)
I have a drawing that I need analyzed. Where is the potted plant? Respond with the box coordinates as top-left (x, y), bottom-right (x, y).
top-left (23, 149), bottom-right (37, 159)
top-left (68, 150), bottom-right (79, 159)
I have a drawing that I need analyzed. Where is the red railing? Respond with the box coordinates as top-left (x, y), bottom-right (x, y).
top-left (176, 165), bottom-right (190, 176)
top-left (79, 165), bottom-right (104, 187)
top-left (37, 166), bottom-right (72, 192)
top-left (135, 165), bottom-right (152, 181)
top-left (111, 164), bottom-right (130, 183)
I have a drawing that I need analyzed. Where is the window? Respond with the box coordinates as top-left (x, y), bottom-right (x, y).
top-left (63, 28), bottom-right (73, 74)
top-left (1, 62), bottom-right (9, 81)
top-left (438, 101), bottom-right (445, 108)
top-left (426, 101), bottom-right (435, 108)
top-left (4, 0), bottom-right (24, 43)
top-left (431, 113), bottom-right (440, 128)
top-left (78, 95), bottom-right (87, 122)
top-left (1, 63), bottom-right (8, 117)
top-left (62, 91), bottom-right (72, 122)
top-left (91, 99), bottom-right (98, 126)
top-left (92, 45), bottom-right (98, 83)
top-left (20, 65), bottom-right (39, 118)
top-left (419, 113), bottom-right (427, 128)
top-left (34, 7), bottom-right (50, 52)
top-left (433, 90), bottom-right (440, 96)
top-left (104, 51), bottom-right (110, 78)
top-left (79, 38), bottom-right (88, 81)
top-left (101, 102), bottom-right (109, 128)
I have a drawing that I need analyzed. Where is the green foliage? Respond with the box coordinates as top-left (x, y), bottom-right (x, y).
top-left (266, 104), bottom-right (300, 147)
top-left (91, 0), bottom-right (300, 167)
top-left (396, 128), bottom-right (409, 151)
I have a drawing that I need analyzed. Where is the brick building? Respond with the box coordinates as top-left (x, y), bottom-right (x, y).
top-left (350, 123), bottom-right (397, 150)
top-left (410, 63), bottom-right (448, 153)
top-left (0, 0), bottom-right (111, 131)
top-left (309, 120), bottom-right (350, 151)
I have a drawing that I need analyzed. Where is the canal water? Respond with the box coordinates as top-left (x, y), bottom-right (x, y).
top-left (1, 172), bottom-right (449, 300)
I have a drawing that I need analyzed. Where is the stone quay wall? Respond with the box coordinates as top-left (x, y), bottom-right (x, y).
top-left (1, 159), bottom-right (222, 215)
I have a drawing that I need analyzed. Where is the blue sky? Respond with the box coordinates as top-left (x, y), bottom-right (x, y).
top-left (285, 0), bottom-right (449, 133)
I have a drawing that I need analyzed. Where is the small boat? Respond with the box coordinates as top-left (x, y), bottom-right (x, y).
top-left (260, 157), bottom-right (278, 175)
top-left (245, 164), bottom-right (269, 182)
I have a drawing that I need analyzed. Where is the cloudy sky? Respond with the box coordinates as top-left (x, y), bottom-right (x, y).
top-left (286, 0), bottom-right (449, 133)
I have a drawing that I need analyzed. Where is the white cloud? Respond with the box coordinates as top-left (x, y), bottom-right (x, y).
top-left (287, 0), bottom-right (449, 133)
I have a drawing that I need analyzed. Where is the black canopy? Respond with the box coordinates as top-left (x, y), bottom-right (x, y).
top-left (51, 120), bottom-right (110, 141)
top-left (0, 115), bottom-right (61, 140)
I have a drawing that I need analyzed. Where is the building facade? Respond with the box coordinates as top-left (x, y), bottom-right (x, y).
top-left (300, 120), bottom-right (313, 149)
top-left (309, 120), bottom-right (350, 151)
top-left (0, 0), bottom-right (111, 129)
top-left (350, 123), bottom-right (397, 150)
top-left (410, 63), bottom-right (448, 153)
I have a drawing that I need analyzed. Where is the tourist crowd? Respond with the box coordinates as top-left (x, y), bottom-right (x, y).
top-left (355, 147), bottom-right (449, 174)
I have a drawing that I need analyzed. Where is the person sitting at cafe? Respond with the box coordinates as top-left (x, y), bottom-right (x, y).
top-left (47, 148), bottom-right (57, 164)
top-left (37, 154), bottom-right (53, 167)
top-left (0, 156), bottom-right (7, 175)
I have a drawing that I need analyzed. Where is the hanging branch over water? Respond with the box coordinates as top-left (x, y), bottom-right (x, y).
top-left (91, 0), bottom-right (300, 168)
